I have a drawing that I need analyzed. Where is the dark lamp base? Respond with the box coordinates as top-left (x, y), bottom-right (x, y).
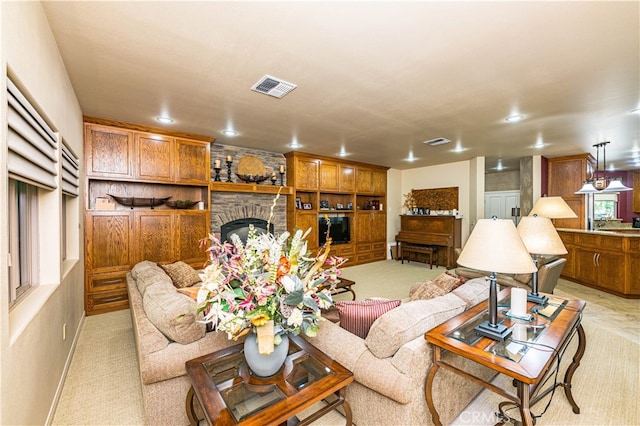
top-left (527, 293), bottom-right (549, 305)
top-left (475, 321), bottom-right (512, 342)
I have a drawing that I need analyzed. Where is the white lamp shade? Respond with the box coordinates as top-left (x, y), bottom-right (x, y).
top-left (457, 218), bottom-right (537, 274)
top-left (602, 179), bottom-right (633, 192)
top-left (530, 196), bottom-right (578, 218)
top-left (517, 215), bottom-right (568, 256)
top-left (574, 182), bottom-right (599, 194)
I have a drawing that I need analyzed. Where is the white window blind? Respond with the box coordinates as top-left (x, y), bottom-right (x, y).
top-left (61, 141), bottom-right (80, 197)
top-left (7, 77), bottom-right (58, 190)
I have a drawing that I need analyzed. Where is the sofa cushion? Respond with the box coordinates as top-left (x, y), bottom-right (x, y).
top-left (409, 280), bottom-right (448, 301)
top-left (452, 277), bottom-right (490, 308)
top-left (366, 292), bottom-right (467, 358)
top-left (142, 279), bottom-right (206, 344)
top-left (433, 272), bottom-right (463, 291)
top-left (158, 261), bottom-right (202, 288)
top-left (336, 299), bottom-right (402, 339)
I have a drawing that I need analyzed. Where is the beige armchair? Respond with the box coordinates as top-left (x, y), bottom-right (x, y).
top-left (455, 256), bottom-right (566, 294)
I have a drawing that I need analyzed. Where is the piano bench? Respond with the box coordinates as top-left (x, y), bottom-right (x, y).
top-left (400, 244), bottom-right (438, 269)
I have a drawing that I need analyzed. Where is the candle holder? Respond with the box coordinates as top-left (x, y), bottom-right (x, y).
top-left (279, 171), bottom-right (285, 186)
top-left (226, 161), bottom-right (233, 183)
top-left (214, 167), bottom-right (221, 182)
top-left (271, 174), bottom-right (277, 185)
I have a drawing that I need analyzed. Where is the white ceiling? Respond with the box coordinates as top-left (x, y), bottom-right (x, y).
top-left (41, 1), bottom-right (639, 172)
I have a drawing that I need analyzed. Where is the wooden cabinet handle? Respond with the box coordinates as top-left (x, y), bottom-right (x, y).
top-left (101, 279), bottom-right (123, 285)
top-left (102, 296), bottom-right (122, 303)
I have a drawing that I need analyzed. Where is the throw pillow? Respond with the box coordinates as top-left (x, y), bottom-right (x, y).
top-left (433, 272), bottom-right (462, 292)
top-left (409, 280), bottom-right (448, 301)
top-left (445, 270), bottom-right (468, 284)
top-left (336, 299), bottom-right (402, 339)
top-left (158, 261), bottom-right (202, 288)
top-left (176, 286), bottom-right (201, 300)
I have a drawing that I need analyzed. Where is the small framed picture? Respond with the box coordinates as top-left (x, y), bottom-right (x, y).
top-left (320, 200), bottom-right (329, 209)
top-left (347, 201), bottom-right (353, 210)
top-left (296, 197), bottom-right (302, 209)
top-left (337, 203), bottom-right (344, 210)
top-left (303, 203), bottom-right (312, 210)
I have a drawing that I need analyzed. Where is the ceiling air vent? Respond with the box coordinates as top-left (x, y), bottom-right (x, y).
top-left (423, 137), bottom-right (451, 147)
top-left (251, 75), bottom-right (297, 99)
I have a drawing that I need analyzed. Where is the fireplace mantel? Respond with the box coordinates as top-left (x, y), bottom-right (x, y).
top-left (210, 182), bottom-right (294, 195)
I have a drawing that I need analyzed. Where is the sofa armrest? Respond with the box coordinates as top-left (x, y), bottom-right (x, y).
top-left (303, 319), bottom-right (368, 372)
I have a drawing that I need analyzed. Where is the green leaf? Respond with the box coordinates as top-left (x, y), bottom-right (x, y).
top-left (284, 290), bottom-right (304, 305)
top-left (303, 297), bottom-right (318, 311)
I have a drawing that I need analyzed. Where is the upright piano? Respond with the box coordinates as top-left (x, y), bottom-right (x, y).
top-left (395, 215), bottom-right (462, 269)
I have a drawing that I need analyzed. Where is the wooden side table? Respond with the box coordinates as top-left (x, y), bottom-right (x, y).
top-left (185, 334), bottom-right (353, 426)
top-left (424, 289), bottom-right (586, 426)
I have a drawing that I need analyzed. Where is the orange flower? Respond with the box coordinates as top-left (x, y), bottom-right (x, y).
top-left (276, 256), bottom-right (291, 280)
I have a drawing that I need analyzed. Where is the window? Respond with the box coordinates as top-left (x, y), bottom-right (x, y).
top-left (594, 193), bottom-right (618, 220)
top-left (8, 178), bottom-right (39, 306)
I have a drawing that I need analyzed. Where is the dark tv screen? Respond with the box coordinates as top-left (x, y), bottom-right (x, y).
top-left (318, 216), bottom-right (350, 245)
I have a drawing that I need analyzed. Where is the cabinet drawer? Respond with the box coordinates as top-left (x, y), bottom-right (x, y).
top-left (335, 245), bottom-right (355, 256)
top-left (576, 233), bottom-right (599, 247)
top-left (371, 249), bottom-right (386, 261)
top-left (356, 252), bottom-right (374, 263)
top-left (372, 242), bottom-right (386, 251)
top-left (357, 243), bottom-right (372, 252)
top-left (558, 232), bottom-right (576, 244)
top-left (87, 273), bottom-right (128, 292)
top-left (86, 289), bottom-right (129, 316)
top-left (599, 236), bottom-right (624, 251)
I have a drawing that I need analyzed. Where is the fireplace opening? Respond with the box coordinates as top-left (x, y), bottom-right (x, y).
top-left (220, 218), bottom-right (274, 244)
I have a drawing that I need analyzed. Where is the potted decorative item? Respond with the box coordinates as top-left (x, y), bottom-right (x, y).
top-left (403, 189), bottom-right (417, 214)
top-left (195, 207), bottom-right (346, 377)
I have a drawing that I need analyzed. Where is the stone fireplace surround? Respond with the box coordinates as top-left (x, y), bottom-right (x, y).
top-left (210, 144), bottom-right (288, 237)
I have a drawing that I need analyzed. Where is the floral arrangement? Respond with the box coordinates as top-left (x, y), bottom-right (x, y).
top-left (403, 189), bottom-right (417, 211)
top-left (195, 215), bottom-right (347, 354)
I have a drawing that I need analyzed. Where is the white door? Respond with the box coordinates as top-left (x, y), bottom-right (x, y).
top-left (484, 191), bottom-right (520, 224)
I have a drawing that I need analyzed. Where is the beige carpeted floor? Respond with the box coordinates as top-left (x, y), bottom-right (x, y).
top-left (51, 260), bottom-right (639, 425)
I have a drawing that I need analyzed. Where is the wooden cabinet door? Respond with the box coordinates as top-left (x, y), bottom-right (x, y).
top-left (355, 212), bottom-right (372, 243)
top-left (85, 124), bottom-right (134, 178)
top-left (339, 165), bottom-right (355, 192)
top-left (85, 211), bottom-right (133, 273)
top-left (574, 248), bottom-right (598, 286)
top-left (371, 213), bottom-right (386, 242)
top-left (372, 170), bottom-right (386, 195)
top-left (176, 139), bottom-right (210, 184)
top-left (319, 161), bottom-right (339, 191)
top-left (134, 211), bottom-right (176, 264)
top-left (356, 168), bottom-right (373, 194)
top-left (295, 213), bottom-right (319, 249)
top-left (596, 251), bottom-right (626, 293)
top-left (295, 158), bottom-right (319, 190)
top-left (136, 134), bottom-right (175, 182)
top-left (633, 171), bottom-right (640, 213)
top-left (177, 211), bottom-right (209, 266)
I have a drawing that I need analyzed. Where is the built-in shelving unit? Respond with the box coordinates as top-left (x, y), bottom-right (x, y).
top-left (210, 182), bottom-right (294, 195)
top-left (284, 151), bottom-right (388, 266)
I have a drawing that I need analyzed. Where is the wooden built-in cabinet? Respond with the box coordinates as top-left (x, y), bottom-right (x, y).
top-left (633, 171), bottom-right (640, 213)
top-left (285, 151), bottom-right (388, 266)
top-left (83, 117), bottom-right (214, 315)
top-left (547, 154), bottom-right (595, 229)
top-left (557, 230), bottom-right (639, 298)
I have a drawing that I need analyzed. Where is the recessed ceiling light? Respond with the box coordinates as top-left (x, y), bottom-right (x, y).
top-left (156, 116), bottom-right (174, 124)
top-left (337, 148), bottom-right (349, 157)
top-left (221, 130), bottom-right (238, 137)
top-left (505, 114), bottom-right (524, 123)
top-left (406, 152), bottom-right (417, 162)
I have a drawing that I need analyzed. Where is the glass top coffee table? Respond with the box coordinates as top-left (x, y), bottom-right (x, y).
top-left (185, 334), bottom-right (353, 426)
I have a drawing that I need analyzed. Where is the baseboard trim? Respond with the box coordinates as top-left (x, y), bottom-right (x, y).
top-left (45, 311), bottom-right (86, 426)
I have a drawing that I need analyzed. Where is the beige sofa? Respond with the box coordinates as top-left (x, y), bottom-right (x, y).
top-left (305, 278), bottom-right (497, 426)
top-left (126, 261), bottom-right (237, 425)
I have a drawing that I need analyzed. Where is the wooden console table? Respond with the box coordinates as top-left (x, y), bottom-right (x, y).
top-left (425, 288), bottom-right (586, 426)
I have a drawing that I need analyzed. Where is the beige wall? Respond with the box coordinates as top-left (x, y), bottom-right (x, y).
top-left (389, 160), bottom-right (474, 244)
top-left (1, 2), bottom-right (84, 424)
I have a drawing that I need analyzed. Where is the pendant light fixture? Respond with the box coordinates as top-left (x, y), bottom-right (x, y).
top-left (575, 141), bottom-right (632, 194)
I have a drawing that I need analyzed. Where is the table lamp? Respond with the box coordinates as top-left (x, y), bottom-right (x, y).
top-left (517, 215), bottom-right (568, 304)
top-left (529, 196), bottom-right (578, 219)
top-left (457, 217), bottom-right (537, 341)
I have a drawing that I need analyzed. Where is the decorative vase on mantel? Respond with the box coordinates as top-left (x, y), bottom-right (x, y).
top-left (243, 322), bottom-right (289, 377)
